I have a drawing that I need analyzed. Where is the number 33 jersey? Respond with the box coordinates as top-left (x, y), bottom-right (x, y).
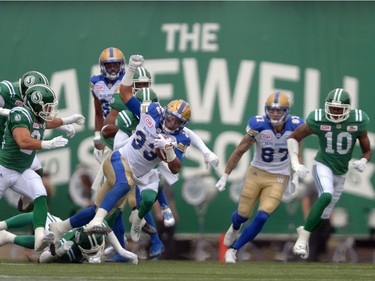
top-left (247, 115), bottom-right (304, 176)
top-left (119, 100), bottom-right (190, 178)
top-left (307, 108), bottom-right (369, 175)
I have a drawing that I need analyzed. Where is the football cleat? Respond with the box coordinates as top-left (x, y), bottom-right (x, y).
top-left (161, 207), bottom-right (175, 227)
top-left (49, 221), bottom-right (68, 243)
top-left (0, 230), bottom-right (14, 246)
top-left (142, 222), bottom-right (157, 235)
top-left (149, 240), bottom-right (165, 259)
top-left (293, 226), bottom-right (309, 259)
top-left (130, 212), bottom-right (146, 242)
top-left (224, 248), bottom-right (237, 264)
top-left (35, 230), bottom-right (54, 253)
top-left (223, 224), bottom-right (239, 247)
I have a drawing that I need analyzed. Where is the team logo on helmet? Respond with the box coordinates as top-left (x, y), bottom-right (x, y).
top-left (23, 75), bottom-right (36, 87)
top-left (30, 91), bottom-right (43, 104)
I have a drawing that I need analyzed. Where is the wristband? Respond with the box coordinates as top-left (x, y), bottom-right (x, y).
top-left (121, 71), bottom-right (134, 86)
top-left (165, 146), bottom-right (176, 162)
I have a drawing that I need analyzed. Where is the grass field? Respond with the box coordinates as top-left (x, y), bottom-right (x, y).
top-left (0, 260), bottom-right (374, 281)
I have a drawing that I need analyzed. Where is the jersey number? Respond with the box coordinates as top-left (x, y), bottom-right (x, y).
top-left (261, 148), bottom-right (288, 162)
top-left (131, 130), bottom-right (157, 161)
top-left (325, 132), bottom-right (352, 154)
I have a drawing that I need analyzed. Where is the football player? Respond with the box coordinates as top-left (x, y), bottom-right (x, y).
top-left (39, 223), bottom-right (138, 264)
top-left (216, 91), bottom-right (305, 263)
top-left (91, 47), bottom-right (126, 163)
top-left (0, 71), bottom-right (84, 178)
top-left (0, 84), bottom-right (70, 252)
top-left (288, 88), bottom-right (371, 259)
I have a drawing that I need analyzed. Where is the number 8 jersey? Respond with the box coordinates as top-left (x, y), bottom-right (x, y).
top-left (307, 108), bottom-right (369, 175)
top-left (247, 115), bottom-right (304, 176)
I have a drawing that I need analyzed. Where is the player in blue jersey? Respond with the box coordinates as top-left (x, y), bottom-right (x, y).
top-left (50, 55), bottom-right (194, 256)
top-left (215, 91), bottom-right (304, 263)
top-left (83, 54), bottom-right (191, 243)
top-left (91, 47), bottom-right (126, 163)
top-left (288, 88), bottom-right (371, 259)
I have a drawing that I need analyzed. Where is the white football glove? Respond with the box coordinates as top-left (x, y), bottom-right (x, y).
top-left (56, 240), bottom-right (74, 257)
top-left (353, 158), bottom-right (368, 172)
top-left (56, 124), bottom-right (75, 138)
top-left (204, 152), bottom-right (219, 169)
top-left (293, 164), bottom-right (309, 179)
top-left (41, 136), bottom-right (69, 150)
top-left (93, 148), bottom-right (104, 164)
top-left (290, 172), bottom-right (300, 198)
top-left (93, 131), bottom-right (103, 147)
top-left (128, 54), bottom-right (144, 72)
top-left (61, 114), bottom-right (85, 126)
top-left (154, 134), bottom-right (176, 150)
top-left (0, 107), bottom-right (10, 116)
top-left (215, 173), bottom-right (228, 192)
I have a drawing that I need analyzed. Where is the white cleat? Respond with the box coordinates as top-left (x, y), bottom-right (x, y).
top-left (0, 230), bottom-right (14, 246)
top-left (161, 207), bottom-right (175, 227)
top-left (293, 226), bottom-right (309, 259)
top-left (224, 224), bottom-right (239, 247)
top-left (35, 231), bottom-right (54, 253)
top-left (224, 248), bottom-right (237, 264)
top-left (130, 211), bottom-right (146, 242)
top-left (49, 222), bottom-right (67, 243)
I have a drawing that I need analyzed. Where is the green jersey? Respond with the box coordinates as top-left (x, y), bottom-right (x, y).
top-left (306, 108), bottom-right (369, 175)
top-left (0, 80), bottom-right (24, 142)
top-left (56, 230), bottom-right (85, 263)
top-left (100, 93), bottom-right (138, 150)
top-left (0, 106), bottom-right (46, 173)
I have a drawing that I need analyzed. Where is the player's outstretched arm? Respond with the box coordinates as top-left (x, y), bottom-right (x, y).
top-left (106, 231), bottom-right (138, 265)
top-left (120, 54), bottom-right (144, 104)
top-left (184, 127), bottom-right (219, 169)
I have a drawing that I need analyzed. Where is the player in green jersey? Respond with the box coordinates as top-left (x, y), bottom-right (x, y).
top-left (0, 213), bottom-right (138, 264)
top-left (0, 71), bottom-right (82, 177)
top-left (287, 88), bottom-right (372, 259)
top-left (0, 84), bottom-right (79, 252)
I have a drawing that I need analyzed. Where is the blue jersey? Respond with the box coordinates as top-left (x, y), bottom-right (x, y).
top-left (247, 115), bottom-right (304, 175)
top-left (90, 74), bottom-right (124, 118)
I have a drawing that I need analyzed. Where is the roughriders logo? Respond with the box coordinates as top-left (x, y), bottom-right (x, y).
top-left (24, 75), bottom-right (36, 87)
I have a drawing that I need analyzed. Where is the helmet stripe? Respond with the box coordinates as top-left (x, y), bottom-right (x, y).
top-left (178, 101), bottom-right (187, 115)
top-left (333, 88), bottom-right (343, 102)
top-left (144, 88), bottom-right (149, 100)
top-left (139, 67), bottom-right (146, 77)
top-left (1, 80), bottom-right (16, 97)
top-left (274, 91), bottom-right (281, 103)
top-left (109, 47), bottom-right (114, 58)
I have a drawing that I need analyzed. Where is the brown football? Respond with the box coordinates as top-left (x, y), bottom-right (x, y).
top-left (156, 148), bottom-right (167, 161)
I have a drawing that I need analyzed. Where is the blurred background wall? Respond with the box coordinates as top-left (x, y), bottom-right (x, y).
top-left (0, 1), bottom-right (374, 237)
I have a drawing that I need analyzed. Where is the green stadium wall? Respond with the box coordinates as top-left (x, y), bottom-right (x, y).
top-left (0, 1), bottom-right (374, 236)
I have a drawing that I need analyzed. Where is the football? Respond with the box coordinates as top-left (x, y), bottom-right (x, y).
top-left (156, 148), bottom-right (167, 161)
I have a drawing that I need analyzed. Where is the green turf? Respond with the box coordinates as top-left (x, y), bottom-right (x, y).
top-left (0, 260), bottom-right (374, 281)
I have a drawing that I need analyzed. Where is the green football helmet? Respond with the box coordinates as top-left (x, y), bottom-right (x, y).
top-left (133, 66), bottom-right (151, 94)
top-left (134, 88), bottom-right (159, 106)
top-left (24, 84), bottom-right (58, 121)
top-left (325, 88), bottom-right (351, 123)
top-left (18, 71), bottom-right (49, 99)
top-left (75, 228), bottom-right (106, 263)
